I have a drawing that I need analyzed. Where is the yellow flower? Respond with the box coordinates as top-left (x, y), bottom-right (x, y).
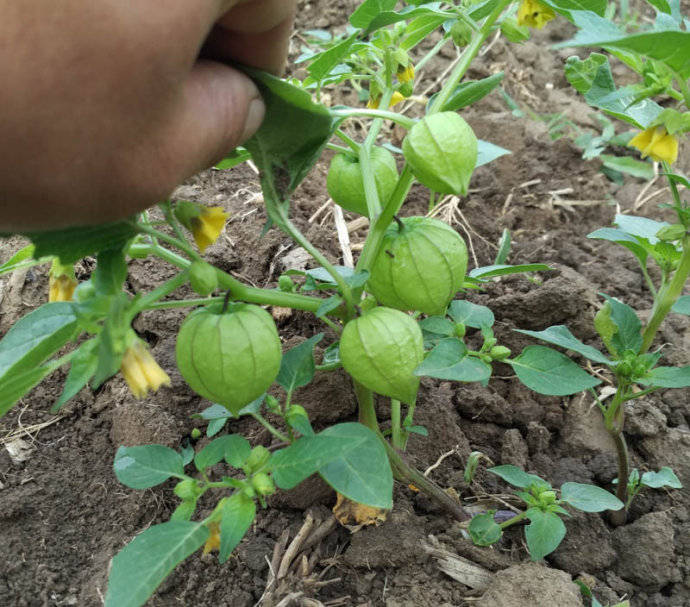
top-left (190, 207), bottom-right (229, 253)
top-left (49, 273), bottom-right (78, 302)
top-left (397, 64), bottom-right (415, 84)
top-left (203, 521), bottom-right (221, 555)
top-left (367, 91), bottom-right (405, 110)
top-left (120, 339), bottom-right (171, 399)
top-left (629, 126), bottom-right (679, 164)
top-left (517, 0), bottom-right (556, 29)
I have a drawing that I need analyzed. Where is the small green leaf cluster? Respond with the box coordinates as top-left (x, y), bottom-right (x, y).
top-left (468, 465), bottom-right (624, 561)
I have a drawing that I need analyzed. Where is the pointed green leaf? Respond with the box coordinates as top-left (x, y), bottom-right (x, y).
top-left (671, 295), bottom-right (690, 316)
top-left (448, 301), bottom-right (495, 328)
top-left (489, 465), bottom-right (550, 489)
top-left (509, 346), bottom-right (601, 395)
top-left (560, 482), bottom-right (624, 512)
top-left (469, 264), bottom-right (551, 279)
top-left (219, 493), bottom-right (256, 563)
top-left (414, 338), bottom-right (491, 383)
top-left (602, 295), bottom-right (642, 353)
top-left (194, 435), bottom-right (251, 471)
top-left (52, 339), bottom-right (98, 412)
top-left (515, 325), bottom-right (611, 364)
top-left (525, 509), bottom-right (566, 561)
top-left (640, 467), bottom-right (683, 489)
top-left (105, 521), bottom-right (208, 607)
top-left (114, 445), bottom-right (184, 489)
top-left (276, 334), bottom-right (324, 392)
top-left (0, 360), bottom-right (61, 417)
top-left (0, 302), bottom-right (77, 381)
top-left (638, 365), bottom-right (690, 388)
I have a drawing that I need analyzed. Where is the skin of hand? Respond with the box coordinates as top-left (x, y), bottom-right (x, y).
top-left (0, 0), bottom-right (297, 231)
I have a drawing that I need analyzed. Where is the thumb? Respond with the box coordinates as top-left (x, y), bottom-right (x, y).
top-left (165, 60), bottom-right (265, 181)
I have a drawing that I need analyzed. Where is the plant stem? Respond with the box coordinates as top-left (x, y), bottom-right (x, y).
top-left (135, 223), bottom-right (203, 263)
top-left (267, 204), bottom-right (357, 318)
top-left (604, 384), bottom-right (629, 526)
top-left (640, 235), bottom-right (690, 353)
top-left (499, 510), bottom-right (528, 529)
top-left (415, 35), bottom-right (450, 72)
top-left (429, 0), bottom-right (512, 114)
top-left (131, 271), bottom-right (189, 316)
top-left (251, 413), bottom-right (290, 443)
top-left (352, 381), bottom-right (470, 522)
top-left (331, 107), bottom-right (416, 130)
top-left (144, 296), bottom-right (225, 310)
top-left (335, 130), bottom-right (360, 152)
top-left (390, 399), bottom-right (404, 449)
top-left (355, 164), bottom-right (415, 278)
top-left (147, 244), bottom-right (329, 314)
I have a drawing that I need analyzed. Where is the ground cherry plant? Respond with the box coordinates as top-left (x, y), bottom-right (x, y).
top-left (0, 0), bottom-right (688, 605)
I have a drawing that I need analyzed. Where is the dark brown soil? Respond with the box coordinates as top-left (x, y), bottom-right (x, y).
top-left (1, 2), bottom-right (689, 606)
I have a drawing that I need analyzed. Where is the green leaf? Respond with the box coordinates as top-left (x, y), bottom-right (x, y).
top-left (509, 346), bottom-right (601, 396)
top-left (468, 512), bottom-right (503, 546)
top-left (114, 445), bottom-right (184, 489)
top-left (307, 32), bottom-right (359, 80)
top-left (525, 509), bottom-right (566, 561)
top-left (564, 53), bottom-right (663, 128)
top-left (0, 302), bottom-right (78, 381)
top-left (271, 422), bottom-right (392, 508)
top-left (105, 521), bottom-right (208, 607)
top-left (419, 316), bottom-right (455, 336)
top-left (469, 263), bottom-right (551, 279)
top-left (414, 338), bottom-right (491, 383)
top-left (0, 361), bottom-right (61, 417)
top-left (601, 295), bottom-right (642, 353)
top-left (557, 12), bottom-right (690, 77)
top-left (600, 155), bottom-right (654, 180)
top-left (431, 73), bottom-right (505, 112)
top-left (93, 248), bottom-right (129, 296)
top-left (364, 5), bottom-right (454, 33)
top-left (194, 435), bottom-right (251, 471)
top-left (91, 293), bottom-right (131, 388)
top-left (515, 325), bottom-right (611, 364)
top-left (276, 334), bottom-right (324, 392)
top-left (207, 418), bottom-right (228, 437)
top-left (640, 467), bottom-right (683, 489)
top-left (316, 295), bottom-right (343, 318)
top-left (587, 227), bottom-right (650, 266)
top-left (0, 244), bottom-right (43, 276)
top-left (615, 214), bottom-right (669, 243)
top-left (24, 221), bottom-right (138, 265)
top-left (488, 465), bottom-right (550, 489)
top-left (448, 300), bottom-right (495, 328)
top-left (215, 147), bottom-right (251, 170)
top-left (52, 339), bottom-right (98, 412)
top-left (476, 140), bottom-right (511, 167)
top-left (638, 365), bottom-right (690, 388)
top-left (241, 69), bottom-right (339, 215)
top-left (672, 295), bottom-right (690, 315)
top-left (318, 423), bottom-right (393, 508)
top-left (350, 0), bottom-right (397, 28)
top-left (495, 228), bottom-right (511, 265)
top-left (219, 493), bottom-right (256, 564)
top-left (560, 482), bottom-right (624, 512)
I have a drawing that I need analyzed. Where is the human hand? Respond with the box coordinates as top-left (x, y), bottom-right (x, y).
top-left (0, 0), bottom-right (296, 231)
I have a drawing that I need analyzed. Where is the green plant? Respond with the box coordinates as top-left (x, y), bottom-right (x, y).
top-left (0, 0), bottom-right (688, 604)
top-left (469, 465), bottom-right (624, 560)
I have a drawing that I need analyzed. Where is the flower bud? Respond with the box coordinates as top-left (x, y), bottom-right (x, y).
top-left (189, 261), bottom-right (218, 296)
top-left (174, 479), bottom-right (200, 500)
top-left (251, 472), bottom-right (276, 496)
top-left (489, 345), bottom-right (512, 361)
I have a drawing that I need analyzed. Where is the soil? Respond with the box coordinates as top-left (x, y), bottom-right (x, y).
top-left (1, 2), bottom-right (689, 606)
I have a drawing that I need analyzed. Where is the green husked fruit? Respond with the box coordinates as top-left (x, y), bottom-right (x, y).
top-left (176, 304), bottom-right (282, 414)
top-left (402, 112), bottom-right (477, 195)
top-left (340, 307), bottom-right (424, 404)
top-left (327, 147), bottom-right (399, 216)
top-left (367, 216), bottom-right (468, 315)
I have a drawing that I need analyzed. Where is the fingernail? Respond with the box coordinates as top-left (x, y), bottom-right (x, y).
top-left (241, 98), bottom-right (265, 142)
